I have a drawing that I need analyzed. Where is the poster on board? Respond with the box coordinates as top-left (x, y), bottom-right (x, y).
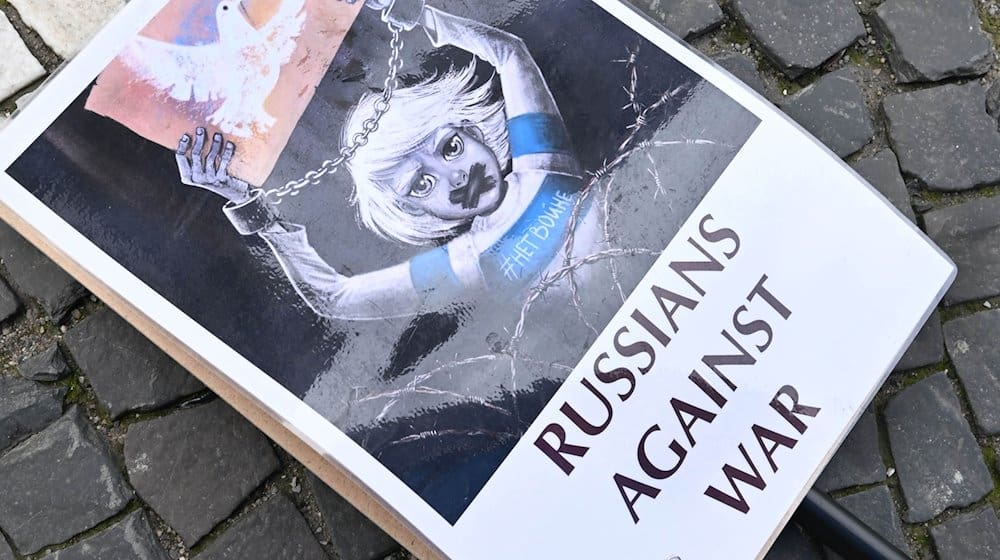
top-left (0, 0), bottom-right (955, 558)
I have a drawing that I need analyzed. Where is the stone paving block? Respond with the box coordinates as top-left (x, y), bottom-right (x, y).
top-left (731, 0), bottom-right (865, 78)
top-left (0, 221), bottom-right (87, 322)
top-left (0, 279), bottom-right (20, 324)
top-left (41, 510), bottom-right (170, 560)
top-left (0, 536), bottom-right (12, 560)
top-left (8, 0), bottom-right (124, 59)
top-left (631, 0), bottom-right (724, 40)
top-left (0, 374), bottom-right (64, 452)
top-left (816, 412), bottom-right (884, 492)
top-left (715, 52), bottom-right (769, 98)
top-left (885, 372), bottom-right (993, 522)
top-left (0, 12), bottom-right (45, 103)
top-left (873, 0), bottom-right (994, 84)
top-left (988, 81), bottom-right (1000, 123)
top-left (309, 473), bottom-right (398, 560)
top-left (894, 310), bottom-right (945, 372)
top-left (782, 66), bottom-right (873, 158)
top-left (930, 506), bottom-right (1000, 560)
top-left (944, 310), bottom-right (1000, 434)
top-left (829, 486), bottom-right (911, 559)
top-left (851, 149), bottom-right (915, 223)
top-left (924, 196), bottom-right (1000, 305)
top-left (764, 524), bottom-right (823, 559)
top-left (124, 399), bottom-right (280, 547)
top-left (198, 494), bottom-right (328, 560)
top-left (0, 407), bottom-right (133, 554)
top-left (883, 83), bottom-right (1000, 192)
top-left (17, 343), bottom-right (69, 382)
top-left (63, 307), bottom-right (204, 418)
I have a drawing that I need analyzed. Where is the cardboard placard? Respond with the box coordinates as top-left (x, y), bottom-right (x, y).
top-left (0, 1), bottom-right (954, 558)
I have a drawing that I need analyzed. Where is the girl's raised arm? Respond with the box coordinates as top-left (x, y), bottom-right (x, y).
top-left (416, 7), bottom-right (560, 120)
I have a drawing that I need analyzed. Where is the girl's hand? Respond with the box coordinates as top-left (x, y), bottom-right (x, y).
top-left (379, 0), bottom-right (425, 31)
top-left (175, 128), bottom-right (252, 202)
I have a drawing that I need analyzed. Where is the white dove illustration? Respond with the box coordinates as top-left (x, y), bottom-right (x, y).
top-left (118, 0), bottom-right (307, 137)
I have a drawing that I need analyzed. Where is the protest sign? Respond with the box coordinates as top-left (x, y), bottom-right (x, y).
top-left (0, 1), bottom-right (954, 558)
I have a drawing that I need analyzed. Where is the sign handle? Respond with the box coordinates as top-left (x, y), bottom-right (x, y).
top-left (793, 488), bottom-right (911, 560)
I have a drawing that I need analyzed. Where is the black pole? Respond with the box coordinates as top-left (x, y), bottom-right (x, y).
top-left (792, 488), bottom-right (910, 560)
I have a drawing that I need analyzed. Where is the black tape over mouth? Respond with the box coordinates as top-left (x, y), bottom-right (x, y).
top-left (449, 163), bottom-right (497, 209)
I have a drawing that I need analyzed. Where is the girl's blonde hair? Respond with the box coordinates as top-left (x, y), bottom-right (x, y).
top-left (343, 62), bottom-right (510, 246)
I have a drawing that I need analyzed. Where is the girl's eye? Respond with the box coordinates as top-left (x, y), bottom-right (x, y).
top-left (442, 134), bottom-right (464, 161)
top-left (410, 174), bottom-right (436, 198)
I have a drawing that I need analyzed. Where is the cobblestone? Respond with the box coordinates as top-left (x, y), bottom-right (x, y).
top-left (781, 66), bottom-right (873, 158)
top-left (17, 342), bottom-right (69, 382)
top-left (944, 309), bottom-right (1000, 434)
top-left (0, 407), bottom-right (133, 554)
top-left (198, 494), bottom-right (328, 560)
top-left (895, 310), bottom-right (946, 372)
top-left (40, 510), bottom-right (170, 560)
top-left (2, 0), bottom-right (1000, 559)
top-left (8, 0), bottom-right (124, 58)
top-left (0, 374), bottom-right (64, 452)
top-left (730, 0), bottom-right (865, 78)
top-left (0, 12), bottom-right (44, 103)
top-left (714, 52), bottom-right (769, 97)
top-left (831, 486), bottom-right (912, 558)
top-left (924, 196), bottom-right (1000, 305)
top-left (631, 0), bottom-right (724, 40)
top-left (0, 222), bottom-right (87, 322)
top-left (815, 412), bottom-right (884, 492)
top-left (851, 149), bottom-right (915, 223)
top-left (929, 506), bottom-right (1000, 560)
top-left (873, 0), bottom-right (994, 83)
top-left (885, 373), bottom-right (993, 523)
top-left (63, 307), bottom-right (204, 418)
top-left (309, 473), bottom-right (399, 560)
top-left (124, 399), bottom-right (280, 547)
top-left (884, 83), bottom-right (1000, 192)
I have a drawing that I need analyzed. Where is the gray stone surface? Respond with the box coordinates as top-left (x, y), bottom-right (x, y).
top-left (816, 412), bottom-right (884, 492)
top-left (0, 374), bottom-right (64, 452)
top-left (731, 0), bottom-right (865, 78)
top-left (715, 52), bottom-right (769, 97)
top-left (0, 222), bottom-right (87, 322)
top-left (17, 343), bottom-right (69, 382)
top-left (831, 486), bottom-right (911, 558)
top-left (883, 83), bottom-right (1000, 192)
top-left (988, 81), bottom-right (1000, 122)
top-left (0, 407), bottom-right (133, 554)
top-left (198, 494), bottom-right (327, 560)
top-left (309, 473), bottom-right (398, 560)
top-left (885, 373), bottom-right (993, 522)
top-left (764, 524), bottom-right (822, 559)
top-left (924, 196), bottom-right (1000, 305)
top-left (851, 149), bottom-right (915, 223)
top-left (124, 400), bottom-right (279, 547)
top-left (895, 310), bottom-right (945, 371)
top-left (782, 66), bottom-right (873, 157)
top-left (0, 536), bottom-right (12, 560)
top-left (0, 12), bottom-right (45, 102)
top-left (8, 0), bottom-right (124, 58)
top-left (944, 310), bottom-right (1000, 434)
top-left (930, 506), bottom-right (1000, 560)
top-left (63, 308), bottom-right (203, 418)
top-left (41, 510), bottom-right (170, 560)
top-left (873, 0), bottom-right (994, 84)
top-left (631, 0), bottom-right (724, 40)
top-left (0, 279), bottom-right (19, 324)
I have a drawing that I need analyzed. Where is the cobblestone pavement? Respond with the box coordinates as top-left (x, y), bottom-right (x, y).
top-left (2, 0), bottom-right (1000, 558)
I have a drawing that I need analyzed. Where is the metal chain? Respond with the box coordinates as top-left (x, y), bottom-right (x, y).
top-left (262, 17), bottom-right (404, 204)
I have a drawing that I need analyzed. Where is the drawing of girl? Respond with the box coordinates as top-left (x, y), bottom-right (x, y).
top-left (175, 0), bottom-right (605, 320)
